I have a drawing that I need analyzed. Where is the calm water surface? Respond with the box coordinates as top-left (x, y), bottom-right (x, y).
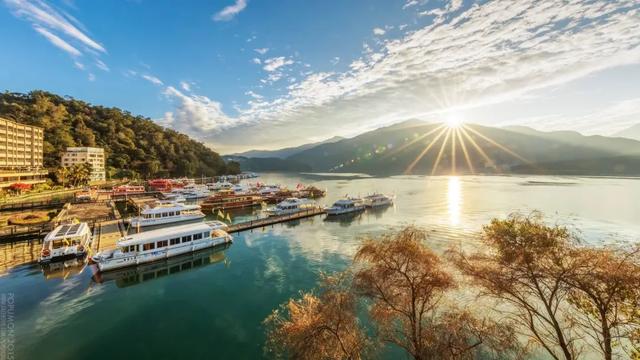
top-left (1, 174), bottom-right (639, 359)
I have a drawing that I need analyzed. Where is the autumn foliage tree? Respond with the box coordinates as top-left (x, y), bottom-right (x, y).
top-left (263, 273), bottom-right (370, 360)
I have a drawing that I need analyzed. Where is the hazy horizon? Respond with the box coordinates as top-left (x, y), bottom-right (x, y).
top-left (2, 0), bottom-right (639, 153)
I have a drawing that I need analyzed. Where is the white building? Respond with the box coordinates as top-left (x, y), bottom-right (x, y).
top-left (62, 147), bottom-right (106, 181)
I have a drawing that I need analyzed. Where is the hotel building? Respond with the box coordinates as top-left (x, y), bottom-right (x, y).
top-left (61, 147), bottom-right (106, 181)
top-left (0, 117), bottom-right (48, 188)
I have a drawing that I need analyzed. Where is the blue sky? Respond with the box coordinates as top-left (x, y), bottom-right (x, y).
top-left (1, 0), bottom-right (640, 153)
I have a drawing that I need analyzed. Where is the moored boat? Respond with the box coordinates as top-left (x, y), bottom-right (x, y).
top-left (91, 221), bottom-right (232, 272)
top-left (265, 197), bottom-right (318, 216)
top-left (325, 198), bottom-right (365, 216)
top-left (127, 201), bottom-right (205, 227)
top-left (363, 193), bottom-right (394, 208)
top-left (200, 193), bottom-right (263, 213)
top-left (40, 222), bottom-right (92, 263)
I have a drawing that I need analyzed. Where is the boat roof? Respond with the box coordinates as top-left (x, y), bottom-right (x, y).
top-left (142, 203), bottom-right (199, 213)
top-left (44, 222), bottom-right (90, 241)
top-left (333, 198), bottom-right (357, 205)
top-left (118, 222), bottom-right (218, 246)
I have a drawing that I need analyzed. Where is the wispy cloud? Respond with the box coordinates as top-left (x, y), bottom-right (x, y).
top-left (212, 0), bottom-right (247, 22)
top-left (142, 74), bottom-right (163, 86)
top-left (95, 59), bottom-right (109, 72)
top-left (372, 27), bottom-right (386, 36)
top-left (263, 56), bottom-right (293, 72)
top-left (5, 0), bottom-right (105, 52)
top-left (254, 47), bottom-right (269, 55)
top-left (33, 25), bottom-right (81, 56)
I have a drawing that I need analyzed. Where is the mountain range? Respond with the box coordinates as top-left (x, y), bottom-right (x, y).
top-left (613, 123), bottom-right (640, 141)
top-left (232, 120), bottom-right (640, 176)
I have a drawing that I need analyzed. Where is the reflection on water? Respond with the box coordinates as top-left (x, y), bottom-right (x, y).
top-left (93, 244), bottom-right (230, 288)
top-left (0, 239), bottom-right (41, 275)
top-left (447, 176), bottom-right (462, 226)
top-left (41, 258), bottom-right (85, 280)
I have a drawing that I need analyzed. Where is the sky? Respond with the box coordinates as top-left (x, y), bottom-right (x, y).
top-left (1, 0), bottom-right (640, 154)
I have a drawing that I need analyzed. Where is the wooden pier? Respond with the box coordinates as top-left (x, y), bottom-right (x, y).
top-left (227, 208), bottom-right (326, 233)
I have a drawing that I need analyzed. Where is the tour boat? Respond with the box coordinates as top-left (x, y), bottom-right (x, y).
top-left (127, 201), bottom-right (205, 227)
top-left (325, 198), bottom-right (365, 216)
top-left (363, 193), bottom-right (394, 208)
top-left (206, 181), bottom-right (233, 191)
top-left (200, 193), bottom-right (263, 212)
top-left (265, 197), bottom-right (317, 216)
top-left (91, 221), bottom-right (233, 272)
top-left (40, 222), bottom-right (92, 262)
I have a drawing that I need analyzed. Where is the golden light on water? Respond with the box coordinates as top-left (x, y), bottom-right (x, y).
top-left (447, 176), bottom-right (462, 226)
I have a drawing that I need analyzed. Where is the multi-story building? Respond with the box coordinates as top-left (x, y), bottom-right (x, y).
top-left (61, 147), bottom-right (106, 182)
top-left (0, 117), bottom-right (48, 188)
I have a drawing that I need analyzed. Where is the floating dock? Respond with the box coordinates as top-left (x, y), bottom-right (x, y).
top-left (227, 208), bottom-right (326, 233)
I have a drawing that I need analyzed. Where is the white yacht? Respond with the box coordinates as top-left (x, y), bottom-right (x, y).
top-left (91, 221), bottom-right (232, 272)
top-left (128, 201), bottom-right (205, 227)
top-left (363, 193), bottom-right (394, 208)
top-left (40, 222), bottom-right (92, 262)
top-left (266, 197), bottom-right (317, 216)
top-left (162, 192), bottom-right (187, 203)
top-left (171, 184), bottom-right (210, 200)
top-left (206, 181), bottom-right (233, 191)
top-left (325, 198), bottom-right (365, 216)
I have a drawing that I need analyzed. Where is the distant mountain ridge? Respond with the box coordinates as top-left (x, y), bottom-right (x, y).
top-left (244, 120), bottom-right (640, 176)
top-left (612, 123), bottom-right (640, 141)
top-left (231, 136), bottom-right (344, 159)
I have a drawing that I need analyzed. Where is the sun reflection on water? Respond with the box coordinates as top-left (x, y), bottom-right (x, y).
top-left (447, 176), bottom-right (462, 226)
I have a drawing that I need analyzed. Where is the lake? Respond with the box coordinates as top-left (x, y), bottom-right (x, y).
top-left (1, 174), bottom-right (639, 359)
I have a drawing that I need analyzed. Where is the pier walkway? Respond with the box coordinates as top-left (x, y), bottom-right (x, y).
top-left (227, 208), bottom-right (326, 233)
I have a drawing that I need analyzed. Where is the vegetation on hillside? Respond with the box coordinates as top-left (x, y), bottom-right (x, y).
top-left (0, 91), bottom-right (238, 179)
top-left (265, 216), bottom-right (640, 359)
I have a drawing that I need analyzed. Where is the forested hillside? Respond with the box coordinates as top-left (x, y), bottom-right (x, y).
top-left (0, 91), bottom-right (238, 178)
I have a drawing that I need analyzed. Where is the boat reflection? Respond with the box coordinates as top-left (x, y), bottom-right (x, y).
top-left (365, 204), bottom-right (392, 219)
top-left (92, 244), bottom-right (231, 288)
top-left (323, 211), bottom-right (363, 226)
top-left (40, 258), bottom-right (85, 280)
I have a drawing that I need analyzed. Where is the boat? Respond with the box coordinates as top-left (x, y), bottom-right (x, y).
top-left (127, 201), bottom-right (205, 227)
top-left (162, 192), bottom-right (187, 203)
top-left (363, 193), bottom-right (394, 208)
top-left (40, 222), bottom-right (92, 262)
top-left (91, 221), bottom-right (232, 272)
top-left (265, 197), bottom-right (318, 216)
top-left (112, 185), bottom-right (145, 196)
top-left (325, 198), bottom-right (365, 216)
top-left (296, 185), bottom-right (327, 199)
top-left (206, 181), bottom-right (233, 191)
top-left (200, 193), bottom-right (263, 212)
top-left (171, 184), bottom-right (210, 200)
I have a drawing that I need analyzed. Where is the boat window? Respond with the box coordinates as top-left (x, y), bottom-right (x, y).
top-left (52, 240), bottom-right (65, 249)
top-left (129, 245), bottom-right (137, 252)
top-left (157, 240), bottom-right (168, 248)
top-left (203, 232), bottom-right (209, 239)
top-left (122, 246), bottom-right (129, 253)
top-left (193, 233), bottom-right (203, 240)
top-left (182, 235), bottom-right (192, 243)
top-left (170, 238), bottom-right (180, 245)
top-left (154, 213), bottom-right (161, 218)
top-left (176, 211), bottom-right (181, 216)
top-left (143, 243), bottom-right (155, 251)
top-left (161, 212), bottom-right (167, 218)
top-left (169, 211), bottom-right (175, 216)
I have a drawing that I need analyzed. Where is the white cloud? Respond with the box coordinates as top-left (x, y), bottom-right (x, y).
top-left (73, 61), bottom-right (84, 70)
top-left (373, 27), bottom-right (386, 36)
top-left (163, 0), bottom-right (640, 153)
top-left (162, 86), bottom-right (242, 133)
top-left (180, 81), bottom-right (191, 92)
top-left (252, 57), bottom-right (261, 64)
top-left (87, 73), bottom-right (95, 81)
top-left (5, 0), bottom-right (105, 53)
top-left (331, 57), bottom-right (340, 65)
top-left (254, 48), bottom-right (269, 55)
top-left (263, 56), bottom-right (293, 72)
top-left (403, 0), bottom-right (419, 9)
top-left (95, 59), bottom-right (109, 72)
top-left (212, 0), bottom-right (247, 22)
top-left (142, 74), bottom-right (163, 86)
top-left (33, 25), bottom-right (81, 56)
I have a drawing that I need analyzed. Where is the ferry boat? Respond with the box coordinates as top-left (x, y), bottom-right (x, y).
top-left (363, 193), bottom-right (394, 208)
top-left (127, 201), bottom-right (205, 227)
top-left (265, 198), bottom-right (317, 216)
top-left (40, 222), bottom-right (92, 262)
top-left (200, 193), bottom-right (263, 213)
top-left (325, 198), bottom-right (365, 216)
top-left (91, 221), bottom-right (232, 272)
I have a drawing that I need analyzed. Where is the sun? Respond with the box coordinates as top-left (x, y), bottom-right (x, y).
top-left (445, 117), bottom-right (462, 128)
